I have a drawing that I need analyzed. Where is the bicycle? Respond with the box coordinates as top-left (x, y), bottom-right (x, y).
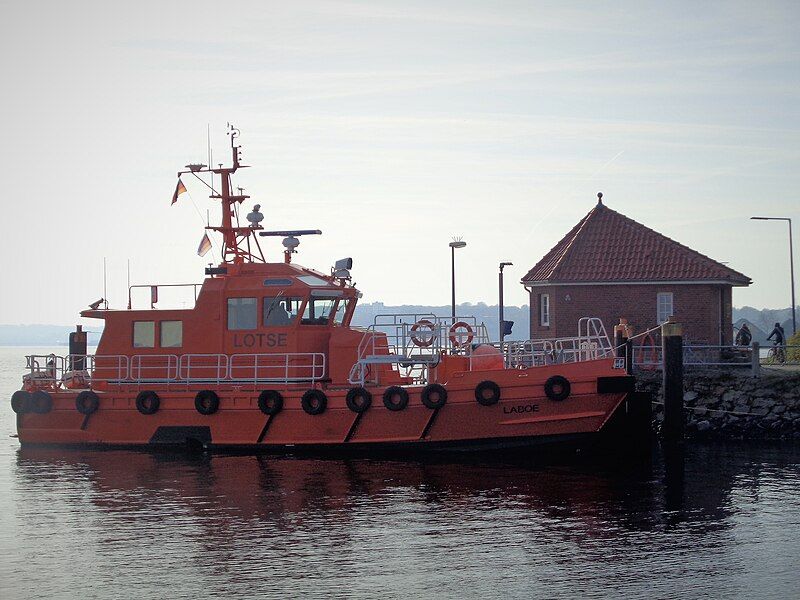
top-left (766, 344), bottom-right (786, 365)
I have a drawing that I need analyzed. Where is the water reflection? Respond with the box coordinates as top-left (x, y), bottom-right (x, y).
top-left (16, 444), bottom-right (789, 532)
top-left (9, 443), bottom-right (800, 599)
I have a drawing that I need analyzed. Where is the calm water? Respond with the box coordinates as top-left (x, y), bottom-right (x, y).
top-left (1, 347), bottom-right (799, 599)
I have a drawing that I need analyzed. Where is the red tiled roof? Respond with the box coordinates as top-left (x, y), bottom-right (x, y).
top-left (522, 201), bottom-right (751, 285)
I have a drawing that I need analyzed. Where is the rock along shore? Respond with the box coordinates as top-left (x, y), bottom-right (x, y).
top-left (635, 370), bottom-right (800, 440)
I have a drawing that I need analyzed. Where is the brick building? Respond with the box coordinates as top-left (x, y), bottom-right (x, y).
top-left (521, 196), bottom-right (751, 344)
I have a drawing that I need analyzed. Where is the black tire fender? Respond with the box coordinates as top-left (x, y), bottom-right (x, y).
top-left (301, 389), bottom-right (327, 415)
top-left (383, 386), bottom-right (409, 411)
top-left (11, 390), bottom-right (32, 414)
top-left (31, 390), bottom-right (54, 414)
top-left (475, 380), bottom-right (501, 406)
top-left (258, 390), bottom-right (284, 415)
top-left (421, 383), bottom-right (447, 409)
top-left (136, 390), bottom-right (160, 415)
top-left (346, 387), bottom-right (372, 413)
top-left (76, 390), bottom-right (100, 415)
top-left (544, 375), bottom-right (571, 401)
top-left (194, 390), bottom-right (220, 415)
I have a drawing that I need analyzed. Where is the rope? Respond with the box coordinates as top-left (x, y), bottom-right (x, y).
top-left (627, 325), bottom-right (663, 343)
top-left (610, 324), bottom-right (663, 353)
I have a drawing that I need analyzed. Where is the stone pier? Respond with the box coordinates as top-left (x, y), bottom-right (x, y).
top-left (636, 370), bottom-right (800, 439)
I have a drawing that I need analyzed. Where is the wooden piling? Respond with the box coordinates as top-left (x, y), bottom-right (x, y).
top-left (661, 318), bottom-right (684, 441)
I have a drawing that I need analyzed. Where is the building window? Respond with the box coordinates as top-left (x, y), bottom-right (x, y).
top-left (657, 292), bottom-right (674, 324)
top-left (133, 321), bottom-right (155, 348)
top-left (263, 297), bottom-right (302, 326)
top-left (160, 321), bottom-right (183, 348)
top-left (540, 294), bottom-right (550, 327)
top-left (227, 297), bottom-right (257, 330)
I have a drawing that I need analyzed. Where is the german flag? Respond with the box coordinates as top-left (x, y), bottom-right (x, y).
top-left (197, 233), bottom-right (212, 257)
top-left (171, 178), bottom-right (187, 205)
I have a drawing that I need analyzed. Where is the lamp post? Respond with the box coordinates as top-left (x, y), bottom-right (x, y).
top-left (751, 216), bottom-right (796, 334)
top-left (449, 239), bottom-right (466, 322)
top-left (499, 262), bottom-right (513, 343)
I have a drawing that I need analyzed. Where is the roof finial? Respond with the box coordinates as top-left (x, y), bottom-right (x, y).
top-left (597, 191), bottom-right (603, 206)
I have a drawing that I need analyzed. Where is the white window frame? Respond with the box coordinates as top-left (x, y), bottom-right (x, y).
top-left (657, 292), bottom-right (674, 324)
top-left (540, 293), bottom-right (550, 327)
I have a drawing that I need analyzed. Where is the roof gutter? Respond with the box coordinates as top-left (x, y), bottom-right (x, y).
top-left (520, 279), bottom-right (752, 288)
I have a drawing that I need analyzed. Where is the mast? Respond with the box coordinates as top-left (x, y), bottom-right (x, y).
top-left (177, 124), bottom-right (265, 264)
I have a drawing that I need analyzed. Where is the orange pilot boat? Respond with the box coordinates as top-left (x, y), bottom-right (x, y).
top-left (11, 127), bottom-right (647, 454)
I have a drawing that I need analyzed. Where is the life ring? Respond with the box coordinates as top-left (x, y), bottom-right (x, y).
top-left (410, 320), bottom-right (437, 347)
top-left (475, 380), bottom-right (501, 406)
top-left (301, 389), bottom-right (327, 415)
top-left (383, 386), bottom-right (409, 411)
top-left (136, 390), bottom-right (160, 415)
top-left (31, 390), bottom-right (53, 414)
top-left (258, 390), bottom-right (283, 415)
top-left (194, 390), bottom-right (220, 415)
top-left (636, 333), bottom-right (658, 371)
top-left (544, 375), bottom-right (571, 401)
top-left (346, 387), bottom-right (372, 413)
top-left (11, 390), bottom-right (32, 414)
top-left (76, 390), bottom-right (100, 415)
top-left (421, 383), bottom-right (447, 409)
top-left (449, 321), bottom-right (474, 348)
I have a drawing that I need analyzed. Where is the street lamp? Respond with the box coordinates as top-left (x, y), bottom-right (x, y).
top-left (751, 216), bottom-right (796, 334)
top-left (499, 262), bottom-right (513, 343)
top-left (449, 238), bottom-right (466, 321)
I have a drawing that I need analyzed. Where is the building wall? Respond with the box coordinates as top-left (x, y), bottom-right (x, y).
top-left (528, 283), bottom-right (734, 344)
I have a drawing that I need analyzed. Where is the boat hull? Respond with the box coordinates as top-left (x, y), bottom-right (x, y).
top-left (15, 360), bottom-right (638, 454)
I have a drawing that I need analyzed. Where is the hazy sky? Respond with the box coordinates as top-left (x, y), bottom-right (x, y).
top-left (1, 1), bottom-right (799, 326)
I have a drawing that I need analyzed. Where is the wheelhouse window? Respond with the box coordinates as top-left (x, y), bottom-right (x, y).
top-left (540, 294), bottom-right (550, 327)
top-left (227, 297), bottom-right (257, 330)
top-left (160, 320), bottom-right (183, 348)
top-left (263, 296), bottom-right (302, 326)
top-left (334, 298), bottom-right (352, 325)
top-left (133, 321), bottom-right (155, 348)
top-left (657, 292), bottom-right (674, 324)
top-left (301, 297), bottom-right (338, 325)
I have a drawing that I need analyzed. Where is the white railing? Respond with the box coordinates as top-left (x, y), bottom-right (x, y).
top-left (179, 354), bottom-right (229, 383)
top-left (632, 343), bottom-right (798, 369)
top-left (349, 313), bottom-right (491, 385)
top-left (230, 353), bottom-right (326, 383)
top-left (23, 352), bottom-right (325, 387)
top-left (350, 315), bottom-right (616, 384)
top-left (131, 354), bottom-right (180, 382)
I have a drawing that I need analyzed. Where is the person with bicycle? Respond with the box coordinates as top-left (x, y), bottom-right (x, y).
top-left (767, 322), bottom-right (786, 363)
top-left (735, 323), bottom-right (752, 346)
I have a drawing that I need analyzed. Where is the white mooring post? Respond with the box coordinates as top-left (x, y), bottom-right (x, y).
top-left (751, 341), bottom-right (760, 377)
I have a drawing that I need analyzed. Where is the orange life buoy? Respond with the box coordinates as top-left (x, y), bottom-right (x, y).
top-left (410, 319), bottom-right (437, 347)
top-left (636, 333), bottom-right (658, 370)
top-left (449, 321), bottom-right (474, 348)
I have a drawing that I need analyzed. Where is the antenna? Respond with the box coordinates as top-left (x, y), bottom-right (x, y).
top-left (127, 259), bottom-right (131, 309)
top-left (103, 257), bottom-right (108, 309)
top-left (207, 123), bottom-right (213, 191)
